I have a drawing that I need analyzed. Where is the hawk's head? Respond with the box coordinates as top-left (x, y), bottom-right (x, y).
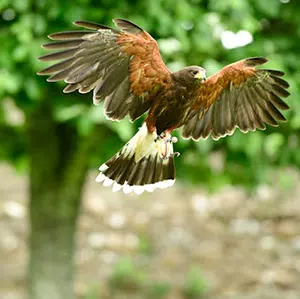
top-left (173, 66), bottom-right (206, 86)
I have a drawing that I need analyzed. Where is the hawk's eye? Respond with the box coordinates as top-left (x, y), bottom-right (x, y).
top-left (191, 70), bottom-right (198, 75)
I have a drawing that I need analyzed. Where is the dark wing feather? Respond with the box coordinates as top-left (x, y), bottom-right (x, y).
top-left (38, 19), bottom-right (171, 121)
top-left (182, 57), bottom-right (290, 140)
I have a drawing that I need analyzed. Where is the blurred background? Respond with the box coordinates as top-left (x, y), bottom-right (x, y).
top-left (1, 0), bottom-right (300, 298)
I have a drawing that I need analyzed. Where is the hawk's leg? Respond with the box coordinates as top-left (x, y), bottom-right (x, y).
top-left (155, 131), bottom-right (180, 159)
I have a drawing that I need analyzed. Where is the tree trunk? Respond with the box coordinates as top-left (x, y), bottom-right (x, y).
top-left (27, 100), bottom-right (89, 299)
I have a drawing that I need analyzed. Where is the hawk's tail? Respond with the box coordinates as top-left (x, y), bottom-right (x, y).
top-left (95, 123), bottom-right (176, 194)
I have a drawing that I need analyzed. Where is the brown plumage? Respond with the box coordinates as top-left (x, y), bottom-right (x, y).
top-left (38, 19), bottom-right (290, 194)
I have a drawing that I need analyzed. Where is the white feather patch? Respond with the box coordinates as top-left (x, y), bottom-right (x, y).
top-left (95, 170), bottom-right (175, 194)
top-left (134, 124), bottom-right (157, 162)
top-left (133, 185), bottom-right (144, 195)
top-left (112, 182), bottom-right (122, 192)
top-left (95, 173), bottom-right (106, 183)
top-left (145, 184), bottom-right (155, 192)
top-left (103, 177), bottom-right (113, 187)
top-left (99, 163), bottom-right (108, 171)
top-left (123, 183), bottom-right (134, 194)
top-left (95, 123), bottom-right (176, 194)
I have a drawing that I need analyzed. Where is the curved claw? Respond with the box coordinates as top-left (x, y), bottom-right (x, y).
top-left (172, 151), bottom-right (180, 157)
top-left (155, 131), bottom-right (180, 159)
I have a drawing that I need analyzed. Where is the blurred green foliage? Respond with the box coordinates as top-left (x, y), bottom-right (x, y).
top-left (109, 257), bottom-right (146, 291)
top-left (137, 234), bottom-right (153, 254)
top-left (1, 0), bottom-right (299, 189)
top-left (182, 267), bottom-right (207, 298)
top-left (83, 284), bottom-right (100, 299)
top-left (106, 257), bottom-right (207, 298)
top-left (147, 281), bottom-right (171, 299)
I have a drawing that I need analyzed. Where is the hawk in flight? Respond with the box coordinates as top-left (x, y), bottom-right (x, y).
top-left (38, 19), bottom-right (290, 194)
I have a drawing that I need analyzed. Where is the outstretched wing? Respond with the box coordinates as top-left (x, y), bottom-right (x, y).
top-left (38, 19), bottom-right (171, 121)
top-left (182, 57), bottom-right (290, 140)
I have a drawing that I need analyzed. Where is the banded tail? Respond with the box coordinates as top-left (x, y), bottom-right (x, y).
top-left (95, 124), bottom-right (176, 194)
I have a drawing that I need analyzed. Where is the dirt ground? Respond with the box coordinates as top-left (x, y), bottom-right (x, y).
top-left (1, 163), bottom-right (300, 299)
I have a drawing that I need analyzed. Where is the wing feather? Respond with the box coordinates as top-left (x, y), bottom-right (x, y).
top-left (38, 19), bottom-right (171, 121)
top-left (182, 57), bottom-right (289, 140)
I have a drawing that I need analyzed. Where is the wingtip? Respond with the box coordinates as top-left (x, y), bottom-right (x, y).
top-left (72, 20), bottom-right (90, 27)
top-left (112, 18), bottom-right (124, 27)
top-left (112, 18), bottom-right (122, 23)
top-left (37, 54), bottom-right (50, 61)
top-left (46, 77), bottom-right (56, 82)
top-left (47, 33), bottom-right (56, 40)
top-left (245, 57), bottom-right (268, 66)
top-left (73, 20), bottom-right (81, 26)
top-left (75, 20), bottom-right (116, 31)
top-left (113, 18), bottom-right (128, 23)
top-left (286, 90), bottom-right (291, 97)
top-left (113, 18), bottom-right (144, 33)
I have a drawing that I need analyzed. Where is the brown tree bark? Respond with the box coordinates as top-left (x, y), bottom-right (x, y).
top-left (27, 100), bottom-right (89, 299)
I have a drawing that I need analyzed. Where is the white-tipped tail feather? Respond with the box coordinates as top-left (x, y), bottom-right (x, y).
top-left (95, 123), bottom-right (176, 194)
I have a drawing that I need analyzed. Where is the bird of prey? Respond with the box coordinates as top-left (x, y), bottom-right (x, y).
top-left (38, 19), bottom-right (290, 194)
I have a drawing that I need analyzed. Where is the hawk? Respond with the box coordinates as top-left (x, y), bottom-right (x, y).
top-left (38, 19), bottom-right (290, 194)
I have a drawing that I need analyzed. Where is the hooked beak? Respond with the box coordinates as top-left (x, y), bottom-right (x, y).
top-left (194, 72), bottom-right (206, 81)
